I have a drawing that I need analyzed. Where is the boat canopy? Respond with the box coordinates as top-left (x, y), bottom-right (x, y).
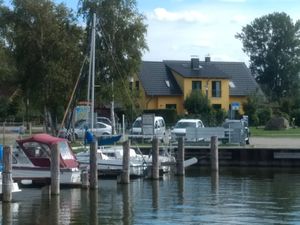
top-left (16, 133), bottom-right (78, 169)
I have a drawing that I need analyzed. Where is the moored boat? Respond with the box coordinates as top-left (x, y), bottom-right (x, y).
top-left (12, 133), bottom-right (82, 186)
top-left (76, 146), bottom-right (147, 178)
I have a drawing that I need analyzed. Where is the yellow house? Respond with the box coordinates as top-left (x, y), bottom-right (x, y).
top-left (134, 56), bottom-right (261, 116)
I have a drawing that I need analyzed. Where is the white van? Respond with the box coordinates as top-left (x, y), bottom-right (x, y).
top-left (130, 115), bottom-right (166, 140)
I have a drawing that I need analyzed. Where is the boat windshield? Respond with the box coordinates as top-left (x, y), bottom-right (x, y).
top-left (58, 141), bottom-right (74, 160)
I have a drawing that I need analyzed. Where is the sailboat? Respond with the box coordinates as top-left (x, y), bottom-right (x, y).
top-left (74, 13), bottom-right (147, 177)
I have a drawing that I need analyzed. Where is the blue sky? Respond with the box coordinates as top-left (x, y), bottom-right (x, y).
top-left (4, 0), bottom-right (300, 64)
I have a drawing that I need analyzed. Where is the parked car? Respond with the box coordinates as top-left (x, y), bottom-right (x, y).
top-left (59, 121), bottom-right (112, 140)
top-left (222, 119), bottom-right (250, 145)
top-left (171, 119), bottom-right (204, 140)
top-left (129, 116), bottom-right (166, 141)
top-left (97, 117), bottom-right (112, 126)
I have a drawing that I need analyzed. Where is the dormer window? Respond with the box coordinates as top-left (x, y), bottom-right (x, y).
top-left (165, 80), bottom-right (170, 88)
top-left (229, 81), bottom-right (236, 88)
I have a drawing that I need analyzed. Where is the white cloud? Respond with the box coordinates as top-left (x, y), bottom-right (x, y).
top-left (151, 8), bottom-right (208, 23)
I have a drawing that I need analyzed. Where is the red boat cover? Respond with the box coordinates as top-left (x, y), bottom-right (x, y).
top-left (17, 133), bottom-right (79, 168)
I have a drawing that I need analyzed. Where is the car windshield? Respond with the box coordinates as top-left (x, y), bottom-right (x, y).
top-left (175, 122), bottom-right (196, 128)
top-left (132, 119), bottom-right (142, 128)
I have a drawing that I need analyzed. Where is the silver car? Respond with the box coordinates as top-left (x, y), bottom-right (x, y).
top-left (74, 121), bottom-right (112, 139)
top-left (59, 121), bottom-right (112, 140)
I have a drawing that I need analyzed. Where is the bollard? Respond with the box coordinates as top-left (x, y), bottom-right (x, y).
top-left (51, 143), bottom-right (60, 195)
top-left (176, 137), bottom-right (185, 176)
top-left (210, 136), bottom-right (219, 172)
top-left (3, 146), bottom-right (12, 202)
top-left (151, 137), bottom-right (159, 180)
top-left (118, 140), bottom-right (130, 184)
top-left (90, 140), bottom-right (98, 189)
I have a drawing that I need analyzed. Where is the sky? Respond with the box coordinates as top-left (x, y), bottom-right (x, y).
top-left (5, 0), bottom-right (300, 64)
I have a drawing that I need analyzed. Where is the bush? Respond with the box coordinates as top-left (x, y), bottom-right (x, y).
top-left (291, 109), bottom-right (300, 126)
top-left (257, 107), bottom-right (272, 125)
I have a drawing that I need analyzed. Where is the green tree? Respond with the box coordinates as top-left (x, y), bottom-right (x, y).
top-left (236, 12), bottom-right (300, 102)
top-left (242, 94), bottom-right (260, 126)
top-left (2, 0), bottom-right (84, 134)
top-left (78, 0), bottom-right (148, 112)
top-left (184, 91), bottom-right (217, 126)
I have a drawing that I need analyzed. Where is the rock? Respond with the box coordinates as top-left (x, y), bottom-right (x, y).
top-left (265, 117), bottom-right (289, 130)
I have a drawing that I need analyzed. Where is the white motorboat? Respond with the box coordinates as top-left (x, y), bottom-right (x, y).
top-left (76, 146), bottom-right (146, 178)
top-left (12, 133), bottom-right (82, 186)
top-left (102, 145), bottom-right (176, 173)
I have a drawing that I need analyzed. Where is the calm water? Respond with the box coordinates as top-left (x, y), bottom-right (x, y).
top-left (2, 167), bottom-right (300, 225)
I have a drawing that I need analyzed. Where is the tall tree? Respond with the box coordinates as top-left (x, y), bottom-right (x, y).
top-left (2, 0), bottom-right (84, 133)
top-left (78, 0), bottom-right (148, 112)
top-left (236, 12), bottom-right (300, 102)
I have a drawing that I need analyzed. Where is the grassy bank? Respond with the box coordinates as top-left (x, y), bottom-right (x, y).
top-left (250, 127), bottom-right (300, 137)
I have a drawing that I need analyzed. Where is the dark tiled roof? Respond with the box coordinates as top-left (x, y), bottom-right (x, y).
top-left (164, 60), bottom-right (230, 79)
top-left (139, 61), bottom-right (182, 96)
top-left (139, 60), bottom-right (261, 97)
top-left (206, 61), bottom-right (260, 96)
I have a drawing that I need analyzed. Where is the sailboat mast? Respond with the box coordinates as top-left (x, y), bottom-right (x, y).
top-left (89, 13), bottom-right (96, 130)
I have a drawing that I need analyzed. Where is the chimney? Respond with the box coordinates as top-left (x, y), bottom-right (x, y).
top-left (205, 56), bottom-right (211, 62)
top-left (191, 56), bottom-right (200, 70)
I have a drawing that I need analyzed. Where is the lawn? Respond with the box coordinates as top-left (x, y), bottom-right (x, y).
top-left (250, 127), bottom-right (300, 137)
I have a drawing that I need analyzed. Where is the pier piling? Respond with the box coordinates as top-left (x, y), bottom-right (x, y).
top-left (90, 141), bottom-right (98, 189)
top-left (3, 146), bottom-right (12, 202)
top-left (176, 137), bottom-right (185, 176)
top-left (210, 136), bottom-right (219, 172)
top-left (118, 140), bottom-right (130, 184)
top-left (51, 143), bottom-right (60, 195)
top-left (151, 137), bottom-right (159, 180)
top-left (81, 170), bottom-right (89, 189)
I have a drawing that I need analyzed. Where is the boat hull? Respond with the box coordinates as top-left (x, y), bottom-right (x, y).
top-left (12, 166), bottom-right (82, 186)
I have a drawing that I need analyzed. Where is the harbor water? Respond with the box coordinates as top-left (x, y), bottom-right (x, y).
top-left (2, 167), bottom-right (300, 224)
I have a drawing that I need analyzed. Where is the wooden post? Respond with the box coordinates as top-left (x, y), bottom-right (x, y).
top-left (81, 170), bottom-right (89, 189)
top-left (90, 140), bottom-right (98, 189)
top-left (3, 146), bottom-right (12, 202)
top-left (210, 136), bottom-right (219, 172)
top-left (152, 137), bottom-right (159, 180)
top-left (176, 137), bottom-right (185, 176)
top-left (51, 143), bottom-right (60, 195)
top-left (118, 140), bottom-right (130, 184)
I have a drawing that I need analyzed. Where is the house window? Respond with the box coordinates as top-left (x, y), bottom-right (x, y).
top-left (212, 104), bottom-right (221, 110)
top-left (212, 81), bottom-right (221, 97)
top-left (166, 104), bottom-right (176, 110)
top-left (192, 81), bottom-right (202, 91)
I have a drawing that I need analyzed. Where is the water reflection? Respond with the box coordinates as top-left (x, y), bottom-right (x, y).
top-left (152, 180), bottom-right (159, 209)
top-left (50, 196), bottom-right (59, 225)
top-left (2, 202), bottom-right (12, 225)
top-left (89, 190), bottom-right (98, 225)
top-left (5, 167), bottom-right (300, 224)
top-left (121, 184), bottom-right (131, 225)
